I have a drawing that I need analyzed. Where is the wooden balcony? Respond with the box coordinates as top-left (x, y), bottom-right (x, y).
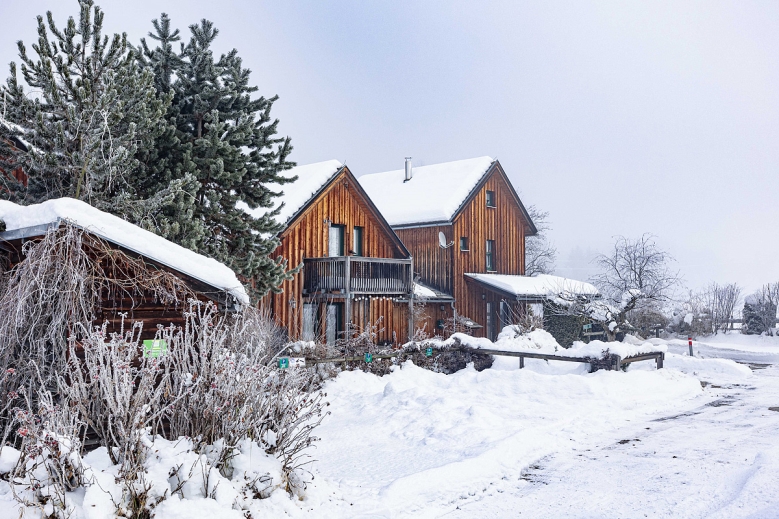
top-left (303, 256), bottom-right (413, 296)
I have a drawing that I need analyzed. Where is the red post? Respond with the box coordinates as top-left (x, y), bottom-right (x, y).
top-left (688, 336), bottom-right (693, 357)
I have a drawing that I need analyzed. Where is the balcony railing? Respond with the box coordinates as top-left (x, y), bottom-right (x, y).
top-left (303, 257), bottom-right (413, 296)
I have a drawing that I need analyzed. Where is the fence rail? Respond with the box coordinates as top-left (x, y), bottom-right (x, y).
top-left (299, 346), bottom-right (664, 371)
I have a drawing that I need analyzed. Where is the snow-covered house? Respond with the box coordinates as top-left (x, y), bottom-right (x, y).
top-left (0, 198), bottom-right (248, 340)
top-left (360, 157), bottom-right (545, 340)
top-left (245, 161), bottom-right (414, 344)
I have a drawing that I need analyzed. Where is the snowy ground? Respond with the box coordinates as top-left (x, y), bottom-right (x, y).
top-left (309, 333), bottom-right (779, 518)
top-left (3, 333), bottom-right (777, 518)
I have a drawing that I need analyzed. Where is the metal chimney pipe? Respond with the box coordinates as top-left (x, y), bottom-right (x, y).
top-left (404, 157), bottom-right (412, 182)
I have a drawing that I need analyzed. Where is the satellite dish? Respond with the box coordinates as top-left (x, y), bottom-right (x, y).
top-left (439, 232), bottom-right (453, 249)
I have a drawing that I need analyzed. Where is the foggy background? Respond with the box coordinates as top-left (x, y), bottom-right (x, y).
top-left (2, 1), bottom-right (777, 294)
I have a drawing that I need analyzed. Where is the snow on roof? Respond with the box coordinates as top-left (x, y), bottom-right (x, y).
top-left (465, 273), bottom-right (600, 300)
top-left (0, 198), bottom-right (249, 305)
top-left (240, 160), bottom-right (344, 227)
top-left (358, 156), bottom-right (495, 227)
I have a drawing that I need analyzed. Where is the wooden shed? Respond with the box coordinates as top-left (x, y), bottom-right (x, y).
top-left (0, 198), bottom-right (248, 340)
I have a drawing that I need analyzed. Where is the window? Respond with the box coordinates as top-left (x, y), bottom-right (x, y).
top-left (486, 239), bottom-right (495, 271)
top-left (326, 303), bottom-right (342, 345)
top-left (500, 301), bottom-right (510, 330)
top-left (486, 190), bottom-right (496, 208)
top-left (486, 302), bottom-right (495, 341)
top-left (302, 303), bottom-right (318, 341)
top-left (352, 226), bottom-right (364, 256)
top-left (460, 237), bottom-right (469, 251)
top-left (328, 225), bottom-right (344, 257)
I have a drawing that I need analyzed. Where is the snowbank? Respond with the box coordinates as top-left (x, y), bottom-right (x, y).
top-left (0, 198), bottom-right (248, 305)
top-left (314, 359), bottom-right (704, 516)
top-left (448, 328), bottom-right (666, 360)
top-left (0, 435), bottom-right (344, 519)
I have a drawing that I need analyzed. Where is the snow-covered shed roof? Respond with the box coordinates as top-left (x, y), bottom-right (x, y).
top-left (413, 281), bottom-right (454, 301)
top-left (241, 160), bottom-right (345, 227)
top-left (465, 273), bottom-right (599, 301)
top-left (358, 156), bottom-right (497, 227)
top-left (0, 198), bottom-right (249, 305)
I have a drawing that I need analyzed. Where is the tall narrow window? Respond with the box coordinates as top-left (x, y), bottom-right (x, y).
top-left (302, 303), bottom-right (318, 342)
top-left (500, 301), bottom-right (510, 330)
top-left (486, 239), bottom-right (495, 271)
top-left (353, 226), bottom-right (364, 256)
top-left (486, 190), bottom-right (496, 208)
top-left (326, 303), bottom-right (342, 344)
top-left (460, 237), bottom-right (469, 251)
top-left (328, 225), bottom-right (344, 257)
top-left (486, 302), bottom-right (495, 341)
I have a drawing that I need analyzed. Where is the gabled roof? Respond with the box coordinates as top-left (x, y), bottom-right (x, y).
top-left (358, 156), bottom-right (495, 227)
top-left (358, 157), bottom-right (537, 234)
top-left (240, 160), bottom-right (345, 227)
top-left (0, 198), bottom-right (249, 305)
top-left (465, 273), bottom-right (599, 302)
top-left (243, 160), bottom-right (410, 257)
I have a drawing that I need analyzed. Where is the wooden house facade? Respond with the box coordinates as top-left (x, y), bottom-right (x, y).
top-left (360, 157), bottom-right (539, 340)
top-left (256, 161), bottom-right (413, 344)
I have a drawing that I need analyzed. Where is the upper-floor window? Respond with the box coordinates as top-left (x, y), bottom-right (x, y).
top-left (352, 226), bottom-right (364, 256)
top-left (328, 225), bottom-right (344, 257)
top-left (486, 190), bottom-right (496, 208)
top-left (486, 239), bottom-right (496, 271)
top-left (460, 237), bottom-right (469, 251)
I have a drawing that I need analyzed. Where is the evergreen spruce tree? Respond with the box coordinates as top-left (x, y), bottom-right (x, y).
top-left (139, 15), bottom-right (296, 297)
top-left (0, 0), bottom-right (192, 234)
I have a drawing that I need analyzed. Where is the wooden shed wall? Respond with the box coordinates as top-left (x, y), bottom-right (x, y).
top-left (261, 168), bottom-right (409, 343)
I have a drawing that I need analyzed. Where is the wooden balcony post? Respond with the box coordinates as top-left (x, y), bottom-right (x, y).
top-left (345, 256), bottom-right (351, 336)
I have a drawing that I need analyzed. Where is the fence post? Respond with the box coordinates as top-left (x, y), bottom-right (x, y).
top-left (519, 355), bottom-right (524, 369)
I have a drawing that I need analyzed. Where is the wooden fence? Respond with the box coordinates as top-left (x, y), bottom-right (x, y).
top-left (298, 346), bottom-right (665, 372)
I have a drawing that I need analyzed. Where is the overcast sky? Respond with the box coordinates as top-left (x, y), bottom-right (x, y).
top-left (2, 1), bottom-right (778, 294)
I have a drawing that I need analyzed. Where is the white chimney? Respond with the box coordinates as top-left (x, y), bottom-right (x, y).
top-left (404, 157), bottom-right (412, 182)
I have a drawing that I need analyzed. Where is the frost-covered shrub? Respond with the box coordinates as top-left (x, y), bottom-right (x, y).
top-left (162, 302), bottom-right (328, 488)
top-left (3, 388), bottom-right (86, 519)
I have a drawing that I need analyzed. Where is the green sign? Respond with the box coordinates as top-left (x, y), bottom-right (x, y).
top-left (278, 357), bottom-right (290, 369)
top-left (583, 323), bottom-right (592, 332)
top-left (142, 339), bottom-right (168, 358)
top-left (425, 347), bottom-right (433, 357)
top-left (364, 353), bottom-right (373, 364)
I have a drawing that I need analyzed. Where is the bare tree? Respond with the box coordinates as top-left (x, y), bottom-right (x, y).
top-left (589, 234), bottom-right (681, 339)
top-left (525, 205), bottom-right (557, 276)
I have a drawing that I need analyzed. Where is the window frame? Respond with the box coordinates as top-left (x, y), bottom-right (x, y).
top-left (352, 226), bottom-right (364, 256)
top-left (328, 224), bottom-right (345, 257)
top-left (486, 239), bottom-right (496, 271)
top-left (486, 190), bottom-right (496, 208)
top-left (459, 236), bottom-right (469, 251)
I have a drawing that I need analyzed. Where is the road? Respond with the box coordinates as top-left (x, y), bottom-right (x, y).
top-left (444, 344), bottom-right (779, 519)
